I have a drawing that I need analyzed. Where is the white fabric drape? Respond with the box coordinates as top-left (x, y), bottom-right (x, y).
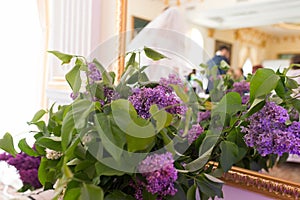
top-left (127, 7), bottom-right (205, 81)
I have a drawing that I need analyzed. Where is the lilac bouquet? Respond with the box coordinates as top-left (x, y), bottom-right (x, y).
top-left (0, 47), bottom-right (299, 200)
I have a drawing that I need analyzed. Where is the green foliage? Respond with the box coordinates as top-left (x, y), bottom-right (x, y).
top-left (1, 47), bottom-right (298, 199)
top-left (48, 51), bottom-right (74, 65)
top-left (144, 46), bottom-right (168, 61)
top-left (249, 68), bottom-right (280, 103)
top-left (65, 64), bottom-right (82, 93)
top-left (0, 133), bottom-right (18, 156)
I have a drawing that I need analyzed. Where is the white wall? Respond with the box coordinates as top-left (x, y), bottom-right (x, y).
top-left (0, 1), bottom-right (43, 137)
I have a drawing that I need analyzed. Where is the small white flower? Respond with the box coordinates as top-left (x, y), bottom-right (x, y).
top-left (45, 149), bottom-right (63, 160)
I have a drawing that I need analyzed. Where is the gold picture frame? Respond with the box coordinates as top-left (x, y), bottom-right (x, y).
top-left (221, 165), bottom-right (300, 199)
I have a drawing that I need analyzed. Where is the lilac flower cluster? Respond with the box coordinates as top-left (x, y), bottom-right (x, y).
top-left (197, 110), bottom-right (211, 122)
top-left (242, 102), bottom-right (300, 156)
top-left (129, 179), bottom-right (145, 200)
top-left (230, 81), bottom-right (250, 96)
top-left (159, 74), bottom-right (184, 92)
top-left (70, 92), bottom-right (79, 100)
top-left (104, 87), bottom-right (120, 103)
top-left (0, 152), bottom-right (41, 188)
top-left (129, 86), bottom-right (186, 119)
top-left (138, 152), bottom-right (178, 199)
top-left (241, 95), bottom-right (250, 104)
top-left (288, 122), bottom-right (300, 154)
top-left (88, 62), bottom-right (102, 83)
top-left (188, 124), bottom-right (204, 144)
top-left (227, 81), bottom-right (250, 104)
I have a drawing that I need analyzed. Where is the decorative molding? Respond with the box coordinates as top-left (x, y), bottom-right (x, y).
top-left (208, 163), bottom-right (300, 199)
top-left (223, 167), bottom-right (300, 199)
top-left (235, 28), bottom-right (268, 47)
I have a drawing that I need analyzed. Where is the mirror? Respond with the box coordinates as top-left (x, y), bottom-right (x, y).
top-left (123, 0), bottom-right (300, 197)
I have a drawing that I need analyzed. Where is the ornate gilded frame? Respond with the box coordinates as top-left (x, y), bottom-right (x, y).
top-left (221, 166), bottom-right (300, 199)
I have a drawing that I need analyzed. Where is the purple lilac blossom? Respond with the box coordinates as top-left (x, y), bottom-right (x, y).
top-left (88, 62), bottom-right (102, 83)
top-left (138, 152), bottom-right (178, 198)
top-left (104, 87), bottom-right (120, 103)
top-left (128, 86), bottom-right (186, 119)
top-left (159, 74), bottom-right (184, 92)
top-left (70, 92), bottom-right (79, 100)
top-left (241, 95), bottom-right (250, 104)
top-left (230, 81), bottom-right (250, 96)
top-left (19, 168), bottom-right (41, 188)
top-left (188, 124), bottom-right (204, 144)
top-left (197, 110), bottom-right (211, 122)
top-left (129, 179), bottom-right (145, 200)
top-left (0, 152), bottom-right (41, 188)
top-left (288, 122), bottom-right (300, 154)
top-left (241, 102), bottom-right (293, 156)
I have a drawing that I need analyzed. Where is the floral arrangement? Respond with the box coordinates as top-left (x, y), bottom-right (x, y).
top-left (0, 152), bottom-right (41, 191)
top-left (0, 47), bottom-right (300, 200)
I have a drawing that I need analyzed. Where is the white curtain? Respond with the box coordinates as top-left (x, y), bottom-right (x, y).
top-left (0, 0), bottom-right (43, 138)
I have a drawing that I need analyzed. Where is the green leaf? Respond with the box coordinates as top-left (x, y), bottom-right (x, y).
top-left (62, 100), bottom-right (94, 151)
top-left (125, 52), bottom-right (136, 70)
top-left (36, 137), bottom-right (62, 151)
top-left (0, 133), bottom-right (18, 156)
top-left (286, 77), bottom-right (299, 89)
top-left (245, 97), bottom-right (265, 118)
top-left (65, 64), bottom-right (82, 93)
top-left (64, 187), bottom-right (81, 200)
top-left (196, 174), bottom-right (223, 199)
top-left (291, 99), bottom-right (300, 113)
top-left (29, 121), bottom-right (47, 133)
top-left (111, 99), bottom-right (156, 138)
top-left (160, 130), bottom-right (176, 155)
top-left (199, 132), bottom-right (218, 155)
top-left (111, 100), bottom-right (157, 152)
top-left (181, 108), bottom-right (192, 137)
top-left (220, 141), bottom-right (239, 171)
top-left (204, 174), bottom-right (224, 184)
top-left (18, 139), bottom-right (39, 157)
top-left (169, 184), bottom-right (187, 200)
top-left (95, 162), bottom-right (125, 176)
top-left (126, 134), bottom-right (155, 152)
top-left (250, 68), bottom-right (280, 103)
top-left (30, 109), bottom-right (47, 123)
top-left (213, 92), bottom-right (242, 116)
top-left (187, 185), bottom-right (196, 200)
top-left (38, 157), bottom-right (48, 185)
top-left (275, 76), bottom-right (286, 99)
top-left (94, 113), bottom-right (125, 161)
top-left (185, 146), bottom-right (214, 172)
top-left (48, 50), bottom-right (74, 65)
top-left (171, 84), bottom-right (189, 103)
top-left (80, 183), bottom-right (104, 200)
top-left (144, 46), bottom-right (168, 61)
top-left (61, 111), bottom-right (75, 151)
top-left (72, 100), bottom-right (95, 130)
top-left (105, 191), bottom-right (135, 200)
top-left (143, 189), bottom-right (157, 200)
top-left (109, 72), bottom-right (116, 84)
top-left (149, 105), bottom-right (172, 133)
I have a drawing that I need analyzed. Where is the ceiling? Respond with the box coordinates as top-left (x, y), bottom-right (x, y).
top-left (184, 0), bottom-right (300, 34)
